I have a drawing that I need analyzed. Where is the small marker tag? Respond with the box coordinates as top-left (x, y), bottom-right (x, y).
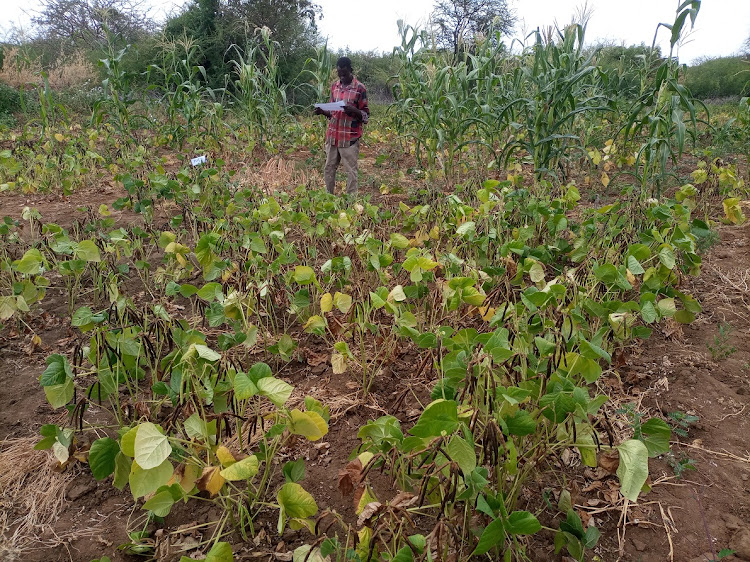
top-left (191, 155), bottom-right (207, 167)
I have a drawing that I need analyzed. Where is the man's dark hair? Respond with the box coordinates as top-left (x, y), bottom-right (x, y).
top-left (336, 56), bottom-right (353, 70)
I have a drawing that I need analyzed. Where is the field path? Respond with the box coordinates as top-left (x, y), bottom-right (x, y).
top-left (617, 219), bottom-right (750, 562)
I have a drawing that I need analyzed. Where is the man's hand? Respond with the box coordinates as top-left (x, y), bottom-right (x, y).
top-left (343, 104), bottom-right (362, 119)
top-left (314, 107), bottom-right (329, 117)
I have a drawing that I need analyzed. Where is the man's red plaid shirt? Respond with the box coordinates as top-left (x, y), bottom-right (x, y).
top-left (326, 77), bottom-right (369, 148)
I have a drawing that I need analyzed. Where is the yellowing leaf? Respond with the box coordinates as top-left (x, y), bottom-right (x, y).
top-left (331, 352), bottom-right (346, 374)
top-left (256, 377), bottom-right (294, 408)
top-left (134, 422), bottom-right (172, 470)
top-left (411, 231), bottom-right (429, 247)
top-left (387, 285), bottom-right (406, 303)
top-left (389, 233), bottom-right (409, 249)
top-left (196, 466), bottom-right (225, 496)
top-left (303, 315), bottom-right (327, 335)
top-left (601, 172), bottom-right (610, 188)
top-left (529, 263), bottom-right (545, 283)
top-left (216, 446), bottom-right (236, 467)
top-left (52, 441), bottom-right (70, 464)
top-left (478, 306), bottom-right (496, 321)
top-left (219, 455), bottom-right (259, 481)
top-left (74, 240), bottom-right (101, 262)
top-left (320, 293), bottom-right (333, 313)
top-left (170, 462), bottom-right (200, 492)
top-left (129, 459), bottom-right (173, 499)
top-left (278, 482), bottom-right (318, 519)
top-left (723, 198), bottom-right (746, 225)
top-left (293, 266), bottom-right (316, 285)
top-left (120, 426), bottom-right (139, 458)
top-left (333, 292), bottom-right (352, 314)
top-left (54, 133), bottom-right (64, 142)
top-left (355, 485), bottom-right (378, 515)
top-left (288, 409), bottom-right (328, 441)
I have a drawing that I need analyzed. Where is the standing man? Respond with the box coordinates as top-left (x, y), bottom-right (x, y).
top-left (314, 56), bottom-right (369, 196)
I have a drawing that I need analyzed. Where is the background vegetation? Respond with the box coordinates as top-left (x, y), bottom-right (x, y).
top-left (0, 1), bottom-right (748, 560)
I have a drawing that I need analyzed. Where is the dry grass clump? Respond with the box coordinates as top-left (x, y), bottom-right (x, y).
top-left (233, 156), bottom-right (322, 194)
top-left (0, 437), bottom-right (75, 560)
top-left (0, 47), bottom-right (43, 88)
top-left (0, 47), bottom-right (97, 90)
top-left (47, 52), bottom-right (98, 90)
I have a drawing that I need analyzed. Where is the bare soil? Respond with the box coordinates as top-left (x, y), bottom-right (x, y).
top-left (616, 219), bottom-right (750, 562)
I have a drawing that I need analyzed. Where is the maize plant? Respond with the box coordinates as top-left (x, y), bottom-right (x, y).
top-left (301, 43), bottom-right (335, 148)
top-left (147, 34), bottom-right (221, 148)
top-left (498, 24), bottom-right (609, 181)
top-left (92, 36), bottom-right (141, 139)
top-left (391, 21), bottom-right (514, 183)
top-left (231, 26), bottom-right (289, 147)
top-left (621, 0), bottom-right (705, 196)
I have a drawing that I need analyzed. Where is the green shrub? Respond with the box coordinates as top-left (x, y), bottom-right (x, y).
top-left (0, 82), bottom-right (21, 126)
top-left (685, 56), bottom-right (750, 99)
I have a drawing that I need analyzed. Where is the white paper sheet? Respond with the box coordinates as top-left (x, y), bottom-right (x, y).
top-left (314, 101), bottom-right (346, 111)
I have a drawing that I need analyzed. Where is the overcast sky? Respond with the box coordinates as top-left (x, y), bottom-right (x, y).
top-left (4, 0), bottom-right (749, 64)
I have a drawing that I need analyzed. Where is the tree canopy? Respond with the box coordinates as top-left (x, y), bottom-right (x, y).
top-left (163, 0), bottom-right (321, 87)
top-left (430, 0), bottom-right (515, 55)
top-left (31, 0), bottom-right (154, 49)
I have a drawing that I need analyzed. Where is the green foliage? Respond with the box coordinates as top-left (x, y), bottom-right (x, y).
top-left (91, 38), bottom-right (140, 135)
top-left (5, 1), bottom-right (746, 558)
top-left (508, 24), bottom-right (608, 179)
top-left (146, 34), bottom-right (223, 148)
top-left (685, 56), bottom-right (750, 99)
top-left (707, 322), bottom-right (737, 361)
top-left (594, 42), bottom-right (662, 100)
top-left (0, 83), bottom-right (21, 127)
top-left (16, 164), bottom-right (708, 560)
top-left (621, 0), bottom-right (705, 196)
top-left (31, 0), bottom-right (153, 50)
top-left (666, 452), bottom-right (696, 479)
top-left (668, 410), bottom-right (699, 438)
top-left (231, 27), bottom-right (289, 145)
top-left (390, 20), bottom-right (515, 181)
top-left (163, 0), bottom-right (320, 89)
top-left (332, 49), bottom-right (399, 102)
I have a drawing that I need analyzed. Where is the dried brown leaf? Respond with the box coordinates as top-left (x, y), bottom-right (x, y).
top-left (357, 501), bottom-right (383, 527)
top-left (196, 466), bottom-right (225, 497)
top-left (598, 449), bottom-right (620, 474)
top-left (338, 458), bottom-right (363, 497)
top-left (390, 492), bottom-right (418, 509)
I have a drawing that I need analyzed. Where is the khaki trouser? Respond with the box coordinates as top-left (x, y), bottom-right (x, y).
top-left (324, 138), bottom-right (359, 195)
